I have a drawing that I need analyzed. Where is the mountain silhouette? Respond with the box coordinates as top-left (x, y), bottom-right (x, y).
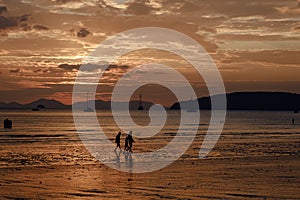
top-left (170, 92), bottom-right (300, 111)
top-left (0, 98), bottom-right (154, 110)
top-left (24, 98), bottom-right (69, 109)
top-left (1, 92), bottom-right (300, 110)
top-left (72, 100), bottom-right (154, 110)
top-left (0, 102), bottom-right (23, 109)
top-left (0, 99), bottom-right (70, 109)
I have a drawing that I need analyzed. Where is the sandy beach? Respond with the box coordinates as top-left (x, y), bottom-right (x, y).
top-left (0, 155), bottom-right (299, 199)
top-left (0, 110), bottom-right (299, 199)
top-left (0, 138), bottom-right (299, 199)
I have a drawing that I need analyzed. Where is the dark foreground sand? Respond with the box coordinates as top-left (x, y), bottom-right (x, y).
top-left (0, 154), bottom-right (299, 200)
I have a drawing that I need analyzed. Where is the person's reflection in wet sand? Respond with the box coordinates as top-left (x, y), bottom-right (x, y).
top-left (124, 151), bottom-right (133, 172)
top-left (124, 151), bottom-right (129, 162)
top-left (128, 153), bottom-right (133, 171)
top-left (114, 149), bottom-right (121, 168)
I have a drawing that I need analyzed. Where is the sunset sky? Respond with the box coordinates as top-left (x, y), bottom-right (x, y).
top-left (0, 0), bottom-right (299, 105)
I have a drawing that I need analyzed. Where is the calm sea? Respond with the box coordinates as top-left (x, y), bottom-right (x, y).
top-left (0, 110), bottom-right (299, 168)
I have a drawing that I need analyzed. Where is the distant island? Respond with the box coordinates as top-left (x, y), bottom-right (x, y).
top-left (0, 92), bottom-right (300, 111)
top-left (0, 98), bottom-right (154, 110)
top-left (0, 98), bottom-right (68, 110)
top-left (170, 92), bottom-right (300, 111)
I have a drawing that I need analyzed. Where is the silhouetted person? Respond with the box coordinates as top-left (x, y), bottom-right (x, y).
top-left (114, 131), bottom-right (121, 151)
top-left (292, 118), bottom-right (295, 125)
top-left (127, 131), bottom-right (135, 152)
top-left (3, 118), bottom-right (12, 129)
top-left (124, 135), bottom-right (129, 151)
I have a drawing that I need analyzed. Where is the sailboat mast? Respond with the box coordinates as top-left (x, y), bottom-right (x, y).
top-left (138, 93), bottom-right (144, 110)
top-left (139, 93), bottom-right (142, 107)
top-left (84, 91), bottom-right (94, 112)
top-left (86, 92), bottom-right (89, 109)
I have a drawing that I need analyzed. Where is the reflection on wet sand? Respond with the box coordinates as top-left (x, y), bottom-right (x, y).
top-left (0, 110), bottom-right (299, 199)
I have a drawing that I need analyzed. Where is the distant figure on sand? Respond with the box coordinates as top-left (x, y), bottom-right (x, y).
top-left (292, 118), bottom-right (295, 125)
top-left (114, 131), bottom-right (121, 151)
top-left (124, 135), bottom-right (129, 151)
top-left (3, 118), bottom-right (12, 129)
top-left (126, 131), bottom-right (135, 152)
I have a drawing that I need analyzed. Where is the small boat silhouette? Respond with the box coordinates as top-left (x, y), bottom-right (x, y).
top-left (32, 105), bottom-right (45, 111)
top-left (3, 118), bottom-right (12, 129)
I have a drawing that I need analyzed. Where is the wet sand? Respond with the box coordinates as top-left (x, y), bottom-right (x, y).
top-left (0, 110), bottom-right (299, 199)
top-left (0, 151), bottom-right (299, 199)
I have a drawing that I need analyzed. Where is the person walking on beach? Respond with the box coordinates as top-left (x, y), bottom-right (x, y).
top-left (124, 134), bottom-right (129, 151)
top-left (127, 131), bottom-right (135, 152)
top-left (292, 118), bottom-right (295, 125)
top-left (114, 131), bottom-right (121, 151)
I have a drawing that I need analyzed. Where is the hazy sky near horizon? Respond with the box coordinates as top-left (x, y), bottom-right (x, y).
top-left (0, 0), bottom-right (299, 105)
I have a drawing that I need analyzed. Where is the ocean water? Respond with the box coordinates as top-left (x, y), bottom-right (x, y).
top-left (0, 110), bottom-right (299, 168)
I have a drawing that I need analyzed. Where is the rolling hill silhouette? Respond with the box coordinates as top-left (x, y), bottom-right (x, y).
top-left (170, 92), bottom-right (300, 111)
top-left (0, 92), bottom-right (299, 111)
top-left (0, 98), bottom-right (154, 110)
